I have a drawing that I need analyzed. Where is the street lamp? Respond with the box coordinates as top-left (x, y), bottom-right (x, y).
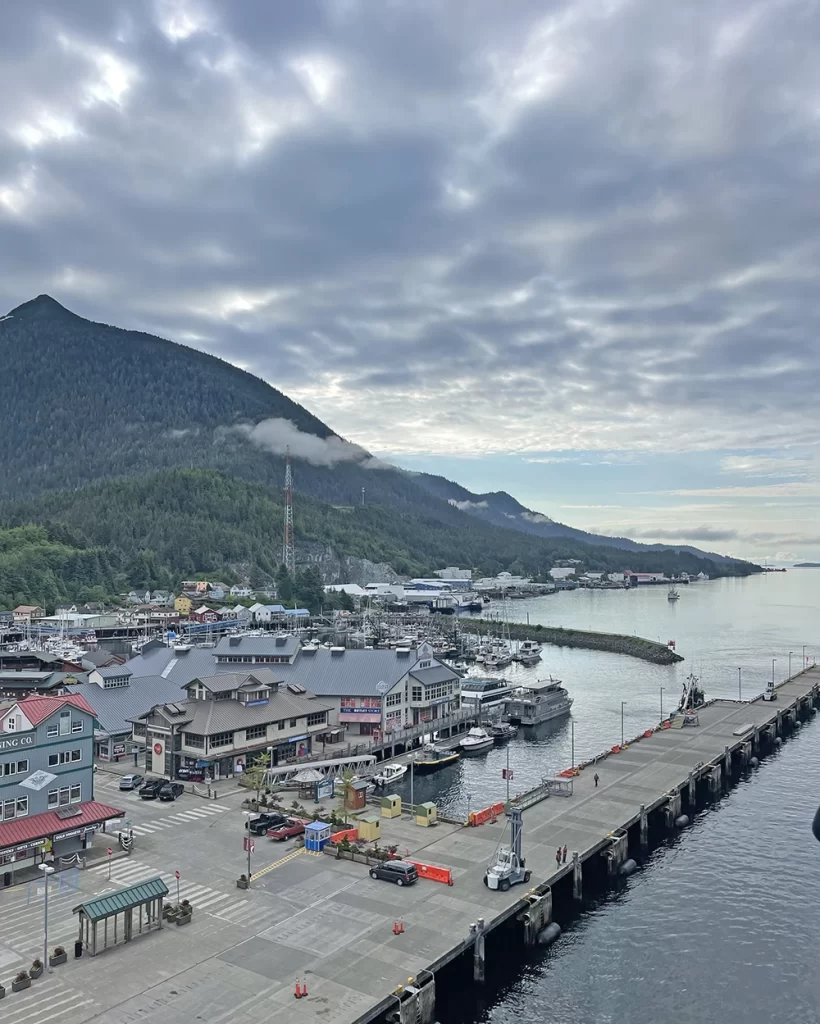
top-left (803, 645), bottom-right (807, 668)
top-left (244, 811), bottom-right (253, 889)
top-left (772, 658), bottom-right (777, 686)
top-left (789, 651), bottom-right (794, 679)
top-left (620, 701), bottom-right (627, 748)
top-left (738, 667), bottom-right (742, 701)
top-left (570, 718), bottom-right (575, 770)
top-left (39, 862), bottom-right (55, 973)
top-left (660, 687), bottom-right (665, 721)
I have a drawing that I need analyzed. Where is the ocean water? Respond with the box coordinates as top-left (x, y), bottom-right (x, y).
top-left (427, 570), bottom-right (820, 1024)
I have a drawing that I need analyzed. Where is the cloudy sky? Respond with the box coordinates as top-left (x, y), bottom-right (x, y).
top-left (2, 1), bottom-right (819, 564)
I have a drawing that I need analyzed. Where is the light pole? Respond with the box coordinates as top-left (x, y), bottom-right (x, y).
top-left (772, 658), bottom-right (776, 686)
top-left (244, 811), bottom-right (252, 888)
top-left (39, 862), bottom-right (55, 972)
top-left (466, 792), bottom-right (472, 823)
top-left (570, 718), bottom-right (575, 771)
top-left (409, 758), bottom-right (415, 813)
top-left (803, 645), bottom-right (807, 668)
top-left (660, 687), bottom-right (665, 721)
top-left (738, 667), bottom-right (742, 701)
top-left (620, 701), bottom-right (626, 747)
top-left (789, 651), bottom-right (793, 679)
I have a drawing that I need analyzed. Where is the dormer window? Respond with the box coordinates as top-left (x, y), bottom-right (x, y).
top-left (6, 716), bottom-right (15, 732)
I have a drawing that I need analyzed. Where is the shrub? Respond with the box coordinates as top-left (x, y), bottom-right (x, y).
top-left (15, 971), bottom-right (29, 982)
top-left (32, 959), bottom-right (42, 969)
top-left (339, 836), bottom-right (351, 851)
top-left (259, 794), bottom-right (268, 807)
top-left (181, 899), bottom-right (190, 907)
top-left (53, 947), bottom-right (65, 956)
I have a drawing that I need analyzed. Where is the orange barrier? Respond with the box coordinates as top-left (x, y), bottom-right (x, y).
top-left (469, 801), bottom-right (506, 826)
top-left (611, 745), bottom-right (621, 753)
top-left (407, 859), bottom-right (454, 886)
top-left (643, 729), bottom-right (653, 738)
top-left (330, 827), bottom-right (358, 844)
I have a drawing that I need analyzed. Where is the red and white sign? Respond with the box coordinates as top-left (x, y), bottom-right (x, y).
top-left (153, 743), bottom-right (163, 755)
top-left (502, 768), bottom-right (514, 781)
top-left (175, 870), bottom-right (180, 880)
top-left (107, 848), bottom-right (112, 856)
top-left (243, 837), bottom-right (255, 853)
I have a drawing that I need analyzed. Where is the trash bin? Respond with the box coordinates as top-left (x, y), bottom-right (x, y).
top-left (3, 871), bottom-right (11, 888)
top-left (74, 940), bottom-right (83, 959)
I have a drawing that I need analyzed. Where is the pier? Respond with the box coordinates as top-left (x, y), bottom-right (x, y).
top-left (260, 667), bottom-right (820, 1024)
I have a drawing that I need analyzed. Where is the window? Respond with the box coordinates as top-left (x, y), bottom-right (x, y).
top-left (47, 724), bottom-right (59, 738)
top-left (386, 692), bottom-right (402, 707)
top-left (71, 720), bottom-right (84, 734)
top-left (289, 718), bottom-right (297, 728)
top-left (59, 710), bottom-right (71, 736)
top-left (209, 731), bottom-right (233, 748)
top-left (48, 749), bottom-right (82, 767)
top-left (2, 797), bottom-right (27, 820)
top-left (48, 785), bottom-right (82, 807)
top-left (5, 717), bottom-right (15, 732)
top-left (133, 723), bottom-right (146, 737)
top-left (278, 720), bottom-right (285, 731)
top-left (411, 686), bottom-right (423, 703)
top-left (103, 675), bottom-right (130, 689)
top-left (1, 759), bottom-right (28, 776)
top-left (184, 733), bottom-right (205, 749)
top-left (245, 724), bottom-right (267, 741)
top-left (307, 712), bottom-right (326, 727)
top-left (386, 709), bottom-right (402, 721)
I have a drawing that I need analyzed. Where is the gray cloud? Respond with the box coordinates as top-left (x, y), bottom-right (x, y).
top-left (2, 0), bottom-right (820, 467)
top-left (236, 417), bottom-right (386, 469)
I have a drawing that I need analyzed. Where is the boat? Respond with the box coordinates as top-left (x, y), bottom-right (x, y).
top-left (489, 722), bottom-right (518, 744)
top-left (414, 744), bottom-right (461, 773)
top-left (459, 678), bottom-right (514, 713)
top-left (372, 763), bottom-right (407, 787)
top-left (667, 587), bottom-right (680, 601)
top-left (504, 678), bottom-right (573, 727)
top-left (459, 727), bottom-right (495, 755)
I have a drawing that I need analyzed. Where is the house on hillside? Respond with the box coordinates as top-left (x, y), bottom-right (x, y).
top-left (13, 605), bottom-right (45, 623)
top-left (174, 595), bottom-right (192, 617)
top-left (230, 585), bottom-right (252, 598)
top-left (208, 587), bottom-right (227, 602)
top-left (190, 606), bottom-right (218, 624)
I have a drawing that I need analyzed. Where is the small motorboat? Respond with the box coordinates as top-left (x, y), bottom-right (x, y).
top-left (459, 727), bottom-right (495, 755)
top-left (489, 722), bottom-right (518, 744)
top-left (373, 762), bottom-right (408, 787)
top-left (414, 744), bottom-right (461, 773)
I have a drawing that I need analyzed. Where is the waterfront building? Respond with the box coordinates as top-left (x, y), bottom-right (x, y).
top-left (0, 693), bottom-right (123, 871)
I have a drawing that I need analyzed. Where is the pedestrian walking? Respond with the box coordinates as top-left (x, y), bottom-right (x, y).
top-left (562, 845), bottom-right (567, 864)
top-left (133, 750), bottom-right (138, 767)
top-left (594, 772), bottom-right (600, 787)
top-left (555, 848), bottom-right (562, 868)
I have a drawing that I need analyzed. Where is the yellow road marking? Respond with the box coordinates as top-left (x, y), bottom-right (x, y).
top-left (251, 846), bottom-right (305, 880)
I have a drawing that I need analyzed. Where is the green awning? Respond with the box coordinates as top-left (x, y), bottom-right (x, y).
top-left (73, 876), bottom-right (168, 922)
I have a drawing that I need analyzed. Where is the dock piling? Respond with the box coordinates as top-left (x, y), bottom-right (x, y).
top-left (572, 852), bottom-right (582, 901)
top-left (639, 805), bottom-right (648, 848)
top-left (471, 919), bottom-right (486, 983)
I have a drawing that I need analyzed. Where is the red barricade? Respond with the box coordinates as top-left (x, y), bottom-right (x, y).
top-left (407, 859), bottom-right (454, 885)
top-left (330, 827), bottom-right (359, 844)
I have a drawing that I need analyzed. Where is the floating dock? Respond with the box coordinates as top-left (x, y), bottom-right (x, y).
top-left (322, 667), bottom-right (820, 1024)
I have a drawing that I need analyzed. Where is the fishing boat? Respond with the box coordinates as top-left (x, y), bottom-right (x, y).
top-left (459, 727), bottom-right (495, 755)
top-left (489, 722), bottom-right (518, 744)
top-left (504, 678), bottom-right (573, 727)
top-left (413, 744), bottom-right (461, 773)
top-left (667, 586), bottom-right (680, 601)
top-left (372, 762), bottom-right (408, 787)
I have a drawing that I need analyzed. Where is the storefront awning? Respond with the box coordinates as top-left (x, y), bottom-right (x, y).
top-left (0, 800), bottom-right (125, 855)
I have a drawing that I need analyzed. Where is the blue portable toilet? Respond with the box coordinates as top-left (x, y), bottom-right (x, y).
top-left (305, 821), bottom-right (331, 853)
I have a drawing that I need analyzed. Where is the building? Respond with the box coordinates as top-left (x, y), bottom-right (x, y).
top-left (0, 670), bottom-right (86, 701)
top-left (434, 567), bottom-right (472, 580)
top-left (248, 603), bottom-right (287, 624)
top-left (124, 638), bottom-right (462, 739)
top-left (323, 584), bottom-right (368, 599)
top-left (38, 612), bottom-right (119, 630)
top-left (131, 671), bottom-right (332, 780)
top-left (230, 585), bottom-right (253, 598)
top-left (190, 606), bottom-right (218, 624)
top-left (549, 567), bottom-right (576, 580)
top-left (174, 595), bottom-right (193, 617)
top-left (625, 571), bottom-right (668, 585)
top-left (13, 606), bottom-right (44, 624)
top-left (0, 651), bottom-right (84, 674)
top-left (0, 694), bottom-right (123, 871)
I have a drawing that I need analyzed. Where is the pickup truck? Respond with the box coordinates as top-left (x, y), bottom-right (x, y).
top-left (267, 819), bottom-right (307, 842)
top-left (246, 812), bottom-right (288, 836)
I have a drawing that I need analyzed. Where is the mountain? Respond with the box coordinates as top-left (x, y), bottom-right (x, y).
top-left (0, 470), bottom-right (754, 609)
top-left (412, 473), bottom-right (743, 565)
top-left (0, 295), bottom-right (757, 575)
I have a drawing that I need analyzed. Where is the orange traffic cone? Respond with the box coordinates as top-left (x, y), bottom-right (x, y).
top-left (398, 919), bottom-right (404, 934)
top-left (301, 980), bottom-right (308, 997)
top-left (294, 979), bottom-right (302, 999)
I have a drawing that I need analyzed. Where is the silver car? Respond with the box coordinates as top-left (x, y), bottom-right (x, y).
top-left (119, 774), bottom-right (144, 791)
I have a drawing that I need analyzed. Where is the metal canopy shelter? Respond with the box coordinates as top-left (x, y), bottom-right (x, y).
top-left (73, 876), bottom-right (168, 956)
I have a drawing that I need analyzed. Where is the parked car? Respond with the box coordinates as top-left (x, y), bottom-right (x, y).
top-left (119, 774), bottom-right (144, 791)
top-left (368, 860), bottom-right (418, 887)
top-left (159, 782), bottom-right (184, 801)
top-left (267, 819), bottom-right (306, 842)
top-left (138, 779), bottom-right (165, 800)
top-left (246, 812), bottom-right (288, 836)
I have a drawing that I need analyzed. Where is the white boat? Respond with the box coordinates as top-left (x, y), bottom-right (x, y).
top-left (667, 587), bottom-right (680, 601)
top-left (373, 763), bottom-right (407, 787)
top-left (459, 727), bottom-right (495, 755)
top-left (504, 678), bottom-right (573, 727)
top-left (459, 678), bottom-right (514, 712)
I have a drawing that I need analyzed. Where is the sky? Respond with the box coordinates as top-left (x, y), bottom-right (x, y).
top-left (1, 1), bottom-right (819, 565)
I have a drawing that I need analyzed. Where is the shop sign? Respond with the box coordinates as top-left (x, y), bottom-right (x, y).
top-left (54, 823), bottom-right (100, 842)
top-left (0, 734), bottom-right (35, 751)
top-left (113, 744), bottom-right (126, 755)
top-left (316, 779), bottom-right (334, 800)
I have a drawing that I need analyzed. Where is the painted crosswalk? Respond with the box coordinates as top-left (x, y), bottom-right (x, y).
top-left (87, 858), bottom-right (236, 915)
top-left (0, 979), bottom-right (101, 1024)
top-left (127, 803), bottom-right (229, 835)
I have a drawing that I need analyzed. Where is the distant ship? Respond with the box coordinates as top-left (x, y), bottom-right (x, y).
top-left (667, 587), bottom-right (680, 601)
top-left (504, 678), bottom-right (572, 727)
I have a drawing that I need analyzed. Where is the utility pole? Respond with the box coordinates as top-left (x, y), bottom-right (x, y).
top-left (39, 863), bottom-right (55, 972)
top-left (621, 701), bottom-right (626, 748)
top-left (660, 686), bottom-right (665, 720)
top-left (789, 651), bottom-right (793, 679)
top-left (737, 667), bottom-right (742, 701)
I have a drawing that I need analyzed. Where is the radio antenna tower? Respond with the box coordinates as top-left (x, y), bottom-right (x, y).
top-left (282, 448), bottom-right (295, 577)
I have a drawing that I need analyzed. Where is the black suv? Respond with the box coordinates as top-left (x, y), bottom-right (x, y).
top-left (159, 782), bottom-right (184, 801)
top-left (368, 860), bottom-right (418, 887)
top-left (138, 779), bottom-right (165, 800)
top-left (246, 812), bottom-right (287, 836)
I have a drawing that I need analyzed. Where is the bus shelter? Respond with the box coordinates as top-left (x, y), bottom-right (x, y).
top-left (73, 876), bottom-right (168, 956)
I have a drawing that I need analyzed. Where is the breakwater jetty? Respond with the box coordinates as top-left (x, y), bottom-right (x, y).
top-left (460, 618), bottom-right (683, 664)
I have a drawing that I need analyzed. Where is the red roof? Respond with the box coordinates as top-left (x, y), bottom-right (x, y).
top-left (0, 800), bottom-right (124, 852)
top-left (15, 692), bottom-right (97, 725)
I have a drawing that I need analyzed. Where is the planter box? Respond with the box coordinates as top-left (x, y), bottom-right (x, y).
top-left (0, 985), bottom-right (6, 999)
top-left (30, 966), bottom-right (43, 980)
top-left (236, 878), bottom-right (249, 889)
top-left (49, 953), bottom-right (68, 967)
top-left (12, 978), bottom-right (31, 993)
top-left (175, 912), bottom-right (192, 926)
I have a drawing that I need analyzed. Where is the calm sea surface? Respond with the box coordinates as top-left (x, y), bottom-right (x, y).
top-left (397, 571), bottom-right (820, 1023)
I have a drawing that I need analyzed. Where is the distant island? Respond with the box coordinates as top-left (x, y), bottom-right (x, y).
top-left (794, 562), bottom-right (820, 568)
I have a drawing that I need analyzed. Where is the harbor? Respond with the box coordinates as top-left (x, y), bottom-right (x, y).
top-left (290, 665), bottom-right (820, 1024)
